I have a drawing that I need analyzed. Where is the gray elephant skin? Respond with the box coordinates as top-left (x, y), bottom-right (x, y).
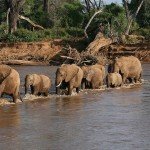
top-left (0, 65), bottom-right (22, 103)
top-left (113, 56), bottom-right (142, 84)
top-left (25, 74), bottom-right (51, 96)
top-left (81, 63), bottom-right (105, 89)
top-left (106, 72), bottom-right (122, 88)
top-left (86, 67), bottom-right (103, 89)
top-left (55, 64), bottom-right (83, 95)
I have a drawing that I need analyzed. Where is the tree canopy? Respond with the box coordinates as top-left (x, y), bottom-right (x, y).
top-left (0, 0), bottom-right (149, 42)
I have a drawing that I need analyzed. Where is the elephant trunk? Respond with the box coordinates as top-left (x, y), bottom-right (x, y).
top-left (55, 81), bottom-right (62, 95)
top-left (25, 83), bottom-right (29, 95)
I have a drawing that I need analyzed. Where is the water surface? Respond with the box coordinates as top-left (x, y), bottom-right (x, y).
top-left (0, 64), bottom-right (149, 150)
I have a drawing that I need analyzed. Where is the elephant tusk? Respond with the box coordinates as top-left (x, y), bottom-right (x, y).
top-left (56, 81), bottom-right (62, 87)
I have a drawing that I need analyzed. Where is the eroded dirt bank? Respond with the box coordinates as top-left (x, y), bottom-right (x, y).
top-left (0, 39), bottom-right (149, 65)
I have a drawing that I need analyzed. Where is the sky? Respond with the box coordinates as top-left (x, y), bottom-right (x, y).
top-left (104, 0), bottom-right (122, 4)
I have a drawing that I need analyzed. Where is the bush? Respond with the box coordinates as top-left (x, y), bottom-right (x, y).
top-left (0, 26), bottom-right (84, 43)
top-left (138, 28), bottom-right (150, 40)
top-left (66, 27), bottom-right (84, 37)
top-left (0, 23), bottom-right (7, 41)
top-left (13, 29), bottom-right (40, 42)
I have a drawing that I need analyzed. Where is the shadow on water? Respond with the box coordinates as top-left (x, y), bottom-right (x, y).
top-left (0, 63), bottom-right (149, 150)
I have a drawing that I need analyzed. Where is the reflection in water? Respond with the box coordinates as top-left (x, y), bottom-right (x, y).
top-left (0, 105), bottom-right (20, 127)
top-left (0, 64), bottom-right (149, 150)
top-left (55, 96), bottom-right (83, 113)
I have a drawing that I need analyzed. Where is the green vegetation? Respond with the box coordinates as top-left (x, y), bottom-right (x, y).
top-left (0, 0), bottom-right (149, 42)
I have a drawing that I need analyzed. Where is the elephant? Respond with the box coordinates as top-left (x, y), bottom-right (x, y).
top-left (25, 74), bottom-right (51, 96)
top-left (106, 72), bottom-right (122, 88)
top-left (112, 56), bottom-right (142, 84)
top-left (81, 63), bottom-right (105, 89)
top-left (86, 67), bottom-right (103, 89)
top-left (0, 65), bottom-right (22, 103)
top-left (55, 64), bottom-right (83, 95)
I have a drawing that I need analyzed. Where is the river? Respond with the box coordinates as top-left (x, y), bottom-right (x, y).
top-left (0, 64), bottom-right (149, 150)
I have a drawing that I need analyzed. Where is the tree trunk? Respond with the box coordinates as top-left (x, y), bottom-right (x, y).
top-left (8, 9), bottom-right (18, 33)
top-left (123, 0), bottom-right (144, 35)
top-left (43, 0), bottom-right (49, 13)
top-left (7, 0), bottom-right (25, 33)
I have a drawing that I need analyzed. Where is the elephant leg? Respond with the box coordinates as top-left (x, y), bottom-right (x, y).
top-left (91, 82), bottom-right (95, 89)
top-left (89, 82), bottom-right (92, 89)
top-left (0, 85), bottom-right (5, 97)
top-left (44, 90), bottom-right (49, 96)
top-left (107, 83), bottom-right (110, 88)
top-left (31, 85), bottom-right (34, 94)
top-left (18, 92), bottom-right (23, 102)
top-left (81, 79), bottom-right (85, 89)
top-left (135, 73), bottom-right (142, 83)
top-left (56, 87), bottom-right (61, 95)
top-left (76, 87), bottom-right (79, 93)
top-left (122, 75), bottom-right (127, 84)
top-left (38, 92), bottom-right (41, 96)
top-left (12, 94), bottom-right (17, 103)
top-left (68, 85), bottom-right (73, 95)
top-left (12, 86), bottom-right (21, 103)
top-left (33, 87), bottom-right (39, 96)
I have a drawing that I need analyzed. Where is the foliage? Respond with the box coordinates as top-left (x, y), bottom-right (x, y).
top-left (128, 0), bottom-right (150, 28)
top-left (0, 23), bottom-right (7, 40)
top-left (0, 0), bottom-right (149, 42)
top-left (0, 27), bottom-right (84, 42)
top-left (137, 28), bottom-right (150, 39)
top-left (60, 1), bottom-right (84, 28)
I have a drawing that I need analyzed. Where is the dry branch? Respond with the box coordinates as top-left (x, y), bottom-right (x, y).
top-left (84, 9), bottom-right (103, 38)
top-left (61, 56), bottom-right (75, 60)
top-left (18, 15), bottom-right (44, 30)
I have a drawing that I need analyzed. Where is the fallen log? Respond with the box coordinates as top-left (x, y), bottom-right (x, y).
top-left (0, 60), bottom-right (48, 66)
top-left (86, 32), bottom-right (113, 55)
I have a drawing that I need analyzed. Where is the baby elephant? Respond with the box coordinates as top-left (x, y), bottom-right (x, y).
top-left (25, 74), bottom-right (51, 96)
top-left (106, 73), bottom-right (122, 88)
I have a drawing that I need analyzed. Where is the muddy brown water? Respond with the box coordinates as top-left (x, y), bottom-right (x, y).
top-left (0, 64), bottom-right (150, 150)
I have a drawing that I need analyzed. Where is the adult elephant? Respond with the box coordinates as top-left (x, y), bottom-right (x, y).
top-left (55, 64), bottom-right (83, 95)
top-left (113, 56), bottom-right (142, 84)
top-left (0, 65), bottom-right (22, 103)
top-left (25, 74), bottom-right (51, 96)
top-left (81, 63), bottom-right (105, 89)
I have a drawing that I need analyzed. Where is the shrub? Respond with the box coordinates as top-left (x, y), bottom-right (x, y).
top-left (0, 23), bottom-right (7, 41)
top-left (66, 27), bottom-right (84, 37)
top-left (13, 29), bottom-right (40, 42)
top-left (138, 28), bottom-right (150, 40)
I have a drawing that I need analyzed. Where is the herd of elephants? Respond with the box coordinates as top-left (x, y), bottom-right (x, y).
top-left (0, 56), bottom-right (142, 103)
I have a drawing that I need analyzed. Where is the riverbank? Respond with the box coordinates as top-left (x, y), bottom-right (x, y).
top-left (0, 39), bottom-right (149, 66)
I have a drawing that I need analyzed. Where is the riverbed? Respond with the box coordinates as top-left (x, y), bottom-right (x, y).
top-left (0, 64), bottom-right (149, 150)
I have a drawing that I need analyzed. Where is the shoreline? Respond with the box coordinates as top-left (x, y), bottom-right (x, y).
top-left (0, 59), bottom-right (149, 66)
top-left (0, 40), bottom-right (149, 66)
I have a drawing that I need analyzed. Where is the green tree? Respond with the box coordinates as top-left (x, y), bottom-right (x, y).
top-left (60, 1), bottom-right (84, 28)
top-left (129, 0), bottom-right (150, 28)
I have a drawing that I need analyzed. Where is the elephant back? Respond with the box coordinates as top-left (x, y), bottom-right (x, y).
top-left (0, 65), bottom-right (12, 84)
top-left (40, 75), bottom-right (51, 91)
top-left (114, 56), bottom-right (142, 74)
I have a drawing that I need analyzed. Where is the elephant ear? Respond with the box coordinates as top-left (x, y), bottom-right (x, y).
top-left (65, 64), bottom-right (79, 82)
top-left (86, 69), bottom-right (94, 82)
top-left (0, 65), bottom-right (12, 84)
